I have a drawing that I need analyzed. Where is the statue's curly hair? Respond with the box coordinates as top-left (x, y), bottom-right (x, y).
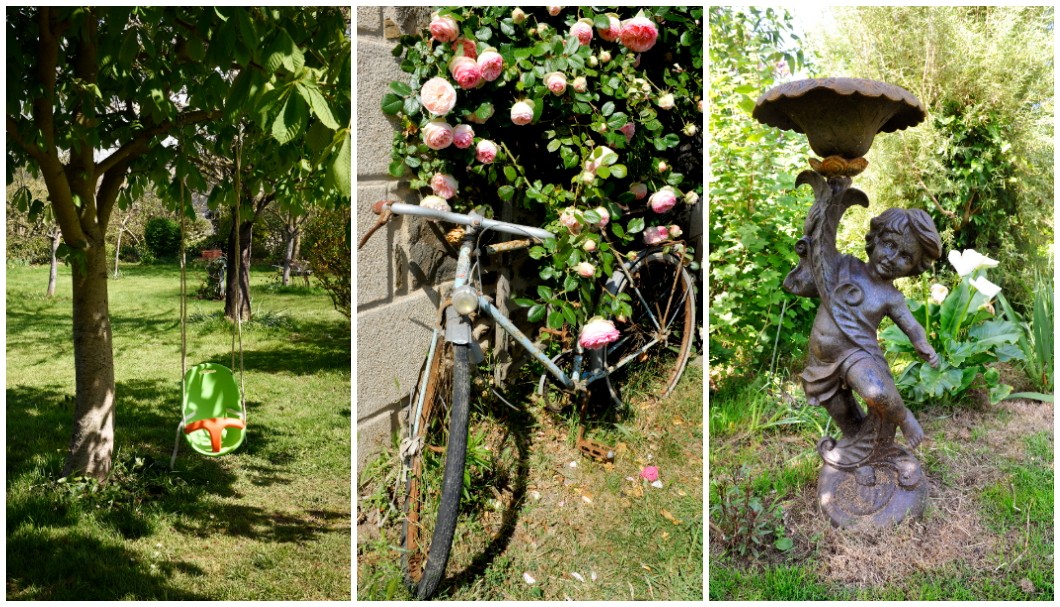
top-left (865, 208), bottom-right (942, 275)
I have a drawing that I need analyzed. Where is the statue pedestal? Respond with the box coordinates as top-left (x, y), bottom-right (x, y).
top-left (817, 435), bottom-right (927, 528)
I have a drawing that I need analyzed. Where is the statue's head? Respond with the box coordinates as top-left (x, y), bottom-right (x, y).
top-left (865, 208), bottom-right (942, 278)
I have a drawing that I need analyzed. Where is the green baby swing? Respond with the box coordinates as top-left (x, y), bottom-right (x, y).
top-left (170, 141), bottom-right (249, 467)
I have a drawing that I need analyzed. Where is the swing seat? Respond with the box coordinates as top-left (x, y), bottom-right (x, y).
top-left (182, 363), bottom-right (246, 456)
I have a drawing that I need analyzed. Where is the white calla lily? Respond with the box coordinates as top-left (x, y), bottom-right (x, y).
top-left (930, 283), bottom-right (949, 305)
top-left (947, 249), bottom-right (1000, 277)
top-left (969, 275), bottom-right (1002, 298)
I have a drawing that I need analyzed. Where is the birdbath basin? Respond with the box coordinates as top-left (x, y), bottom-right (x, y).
top-left (753, 78), bottom-right (925, 160)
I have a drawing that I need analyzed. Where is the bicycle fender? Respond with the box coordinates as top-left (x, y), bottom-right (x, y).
top-left (444, 306), bottom-right (473, 345)
top-left (444, 307), bottom-right (485, 364)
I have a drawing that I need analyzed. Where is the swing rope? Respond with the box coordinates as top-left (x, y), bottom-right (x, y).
top-left (169, 131), bottom-right (249, 468)
top-left (233, 132), bottom-right (248, 428)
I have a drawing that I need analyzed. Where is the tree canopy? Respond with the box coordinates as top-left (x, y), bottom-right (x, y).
top-left (6, 6), bottom-right (350, 479)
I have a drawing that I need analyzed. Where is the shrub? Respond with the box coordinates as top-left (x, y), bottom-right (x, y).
top-left (143, 216), bottom-right (181, 261)
top-left (303, 207), bottom-right (350, 317)
top-left (383, 6), bottom-right (702, 339)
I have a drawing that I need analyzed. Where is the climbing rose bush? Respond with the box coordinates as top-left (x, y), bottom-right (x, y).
top-left (383, 6), bottom-right (702, 338)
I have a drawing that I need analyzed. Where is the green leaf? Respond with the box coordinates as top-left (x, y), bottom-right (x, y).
top-left (298, 82), bottom-right (340, 129)
top-left (273, 92), bottom-right (308, 144)
top-left (601, 101), bottom-right (615, 117)
top-left (389, 81), bottom-right (412, 96)
top-left (498, 185), bottom-right (514, 201)
top-left (537, 285), bottom-right (553, 301)
top-left (547, 310), bottom-right (565, 330)
top-left (610, 164), bottom-right (627, 179)
top-left (388, 159), bottom-right (405, 178)
top-left (381, 92), bottom-right (403, 115)
top-left (513, 297), bottom-right (537, 308)
top-left (627, 217), bottom-right (645, 234)
top-left (775, 537), bottom-right (794, 551)
top-left (328, 132), bottom-right (351, 197)
top-left (529, 246), bottom-right (546, 260)
top-left (528, 304), bottom-right (546, 323)
top-left (504, 166), bottom-right (517, 181)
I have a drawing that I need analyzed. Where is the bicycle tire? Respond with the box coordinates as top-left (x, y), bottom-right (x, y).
top-left (607, 250), bottom-right (697, 399)
top-left (401, 335), bottom-right (471, 599)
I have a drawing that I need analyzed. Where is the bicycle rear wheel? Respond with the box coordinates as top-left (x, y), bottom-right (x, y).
top-left (606, 250), bottom-right (697, 400)
top-left (401, 333), bottom-right (470, 599)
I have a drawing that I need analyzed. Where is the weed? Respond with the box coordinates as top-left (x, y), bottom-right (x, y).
top-left (709, 466), bottom-right (793, 558)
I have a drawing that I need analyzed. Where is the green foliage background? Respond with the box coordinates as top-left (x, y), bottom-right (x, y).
top-left (708, 7), bottom-right (817, 371)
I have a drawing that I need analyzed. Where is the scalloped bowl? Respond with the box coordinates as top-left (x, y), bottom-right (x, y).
top-left (753, 78), bottom-right (925, 159)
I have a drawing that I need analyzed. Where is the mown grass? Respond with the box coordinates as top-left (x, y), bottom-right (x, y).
top-left (708, 374), bottom-right (1054, 600)
top-left (357, 357), bottom-right (704, 600)
top-left (6, 262), bottom-right (351, 600)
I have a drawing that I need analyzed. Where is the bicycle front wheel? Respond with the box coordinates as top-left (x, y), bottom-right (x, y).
top-left (607, 250), bottom-right (697, 400)
top-left (401, 334), bottom-right (471, 600)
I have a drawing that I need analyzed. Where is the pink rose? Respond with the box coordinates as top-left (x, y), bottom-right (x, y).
top-left (451, 37), bottom-right (477, 60)
top-left (429, 14), bottom-right (459, 43)
top-left (477, 49), bottom-right (504, 82)
top-left (630, 182), bottom-right (648, 200)
top-left (598, 15), bottom-right (622, 42)
top-left (572, 76), bottom-right (588, 93)
top-left (643, 225), bottom-right (669, 246)
top-left (657, 160), bottom-right (669, 173)
top-left (430, 173), bottom-right (459, 199)
top-left (575, 261), bottom-right (595, 278)
top-left (453, 124), bottom-right (474, 149)
top-left (582, 239), bottom-right (597, 252)
top-left (668, 224), bottom-right (683, 239)
top-left (649, 188), bottom-right (677, 213)
top-left (578, 317), bottom-right (620, 350)
top-left (421, 119), bottom-right (454, 150)
top-left (511, 8), bottom-right (527, 24)
top-left (619, 122), bottom-right (635, 143)
top-left (657, 93), bottom-right (675, 110)
top-left (570, 20), bottom-right (593, 46)
top-left (593, 207), bottom-right (610, 227)
top-left (559, 207), bottom-right (581, 234)
top-left (449, 56), bottom-right (483, 90)
top-left (420, 77), bottom-right (457, 116)
top-left (598, 50), bottom-right (611, 63)
top-left (476, 139), bottom-right (498, 164)
top-left (620, 16), bottom-right (658, 53)
top-left (640, 466), bottom-right (659, 482)
top-left (545, 72), bottom-right (567, 96)
top-left (548, 6), bottom-right (562, 17)
top-left (511, 100), bottom-right (534, 125)
top-left (420, 195), bottom-right (451, 215)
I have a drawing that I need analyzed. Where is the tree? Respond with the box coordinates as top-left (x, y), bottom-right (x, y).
top-left (6, 7), bottom-right (350, 480)
top-left (817, 6), bottom-right (1054, 310)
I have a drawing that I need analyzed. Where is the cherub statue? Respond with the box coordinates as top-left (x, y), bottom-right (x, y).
top-left (784, 171), bottom-right (941, 468)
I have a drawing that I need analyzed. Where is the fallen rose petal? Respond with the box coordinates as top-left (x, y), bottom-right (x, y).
top-left (571, 572), bottom-right (585, 582)
top-left (582, 494), bottom-right (592, 504)
top-left (523, 572), bottom-right (536, 585)
top-left (651, 479), bottom-right (663, 489)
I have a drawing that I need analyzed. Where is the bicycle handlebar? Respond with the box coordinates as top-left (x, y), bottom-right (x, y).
top-left (381, 201), bottom-right (554, 241)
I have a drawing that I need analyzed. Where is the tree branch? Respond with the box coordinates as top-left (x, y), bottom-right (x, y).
top-left (6, 115), bottom-right (46, 163)
top-left (95, 109), bottom-right (221, 175)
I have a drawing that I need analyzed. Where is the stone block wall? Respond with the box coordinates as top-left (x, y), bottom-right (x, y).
top-left (355, 6), bottom-right (450, 472)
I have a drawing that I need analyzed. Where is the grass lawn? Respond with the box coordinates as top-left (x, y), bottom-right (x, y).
top-left (708, 374), bottom-right (1054, 600)
top-left (6, 261), bottom-right (351, 600)
top-left (357, 355), bottom-right (704, 600)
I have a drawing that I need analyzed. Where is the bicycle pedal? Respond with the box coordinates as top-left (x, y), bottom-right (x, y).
top-left (577, 436), bottom-right (616, 462)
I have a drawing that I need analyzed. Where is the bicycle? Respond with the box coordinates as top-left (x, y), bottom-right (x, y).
top-left (360, 199), bottom-right (697, 599)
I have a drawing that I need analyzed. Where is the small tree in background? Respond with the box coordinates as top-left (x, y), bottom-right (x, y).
top-left (304, 206), bottom-right (350, 317)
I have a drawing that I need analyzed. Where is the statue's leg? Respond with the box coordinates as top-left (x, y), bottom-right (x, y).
top-left (821, 388), bottom-right (864, 438)
top-left (845, 359), bottom-right (924, 448)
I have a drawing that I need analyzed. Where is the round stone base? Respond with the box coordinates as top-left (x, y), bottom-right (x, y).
top-left (818, 460), bottom-right (927, 528)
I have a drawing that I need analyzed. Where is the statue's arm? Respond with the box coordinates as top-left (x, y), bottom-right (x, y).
top-left (797, 172), bottom-right (869, 298)
top-left (890, 296), bottom-right (939, 367)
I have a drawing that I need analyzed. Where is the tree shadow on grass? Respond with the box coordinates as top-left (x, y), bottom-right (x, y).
top-left (6, 380), bottom-right (347, 600)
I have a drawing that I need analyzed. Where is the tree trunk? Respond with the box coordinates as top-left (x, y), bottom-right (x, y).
top-left (47, 230), bottom-right (60, 297)
top-left (62, 240), bottom-right (116, 480)
top-left (281, 229), bottom-right (296, 286)
top-left (113, 227), bottom-right (123, 279)
top-left (224, 218), bottom-right (253, 321)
